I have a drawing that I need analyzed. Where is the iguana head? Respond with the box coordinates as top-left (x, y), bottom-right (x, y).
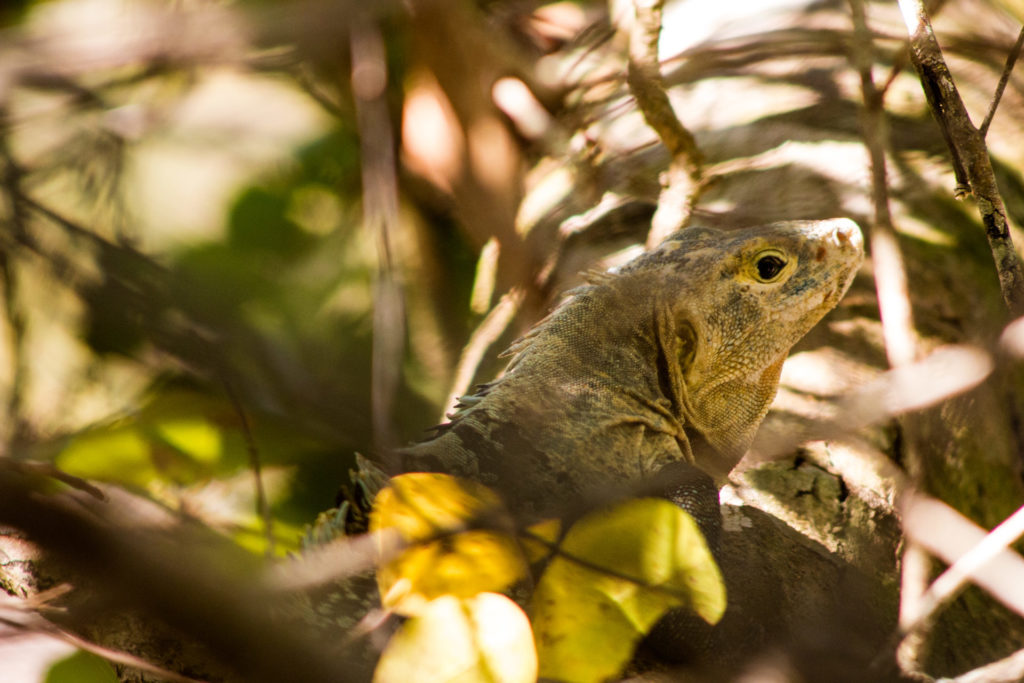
top-left (622, 218), bottom-right (863, 475)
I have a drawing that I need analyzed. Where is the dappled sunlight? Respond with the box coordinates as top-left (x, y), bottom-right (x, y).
top-left (3, 0), bottom-right (1024, 680)
top-left (401, 71), bottom-right (464, 194)
top-left (131, 69), bottom-right (333, 247)
top-left (778, 347), bottom-right (879, 397)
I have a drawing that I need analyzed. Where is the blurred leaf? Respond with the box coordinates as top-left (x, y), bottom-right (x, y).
top-left (227, 187), bottom-right (313, 256)
top-left (370, 473), bottom-right (526, 615)
top-left (51, 388), bottom-right (347, 556)
top-left (56, 426), bottom-right (158, 490)
top-left (55, 389), bottom-right (314, 484)
top-left (293, 126), bottom-right (362, 193)
top-left (531, 498), bottom-right (726, 683)
top-left (153, 416), bottom-right (222, 464)
top-left (55, 392), bottom-right (237, 488)
top-left (44, 650), bottom-right (118, 683)
top-left (373, 593), bottom-right (537, 683)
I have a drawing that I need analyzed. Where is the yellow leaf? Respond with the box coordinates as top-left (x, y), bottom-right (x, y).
top-left (521, 518), bottom-right (561, 564)
top-left (373, 593), bottom-right (537, 683)
top-left (153, 417), bottom-right (222, 464)
top-left (370, 473), bottom-right (526, 615)
top-left (57, 427), bottom-right (157, 489)
top-left (531, 498), bottom-right (725, 683)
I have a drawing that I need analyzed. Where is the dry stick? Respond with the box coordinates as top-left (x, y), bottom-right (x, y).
top-left (625, 0), bottom-right (703, 247)
top-left (897, 0), bottom-right (1024, 316)
top-left (908, 500), bottom-right (1024, 629)
top-left (979, 25), bottom-right (1024, 139)
top-left (442, 288), bottom-right (525, 423)
top-left (847, 1), bottom-right (930, 677)
top-left (352, 16), bottom-right (405, 459)
top-left (950, 647), bottom-right (1024, 683)
top-left (891, 494), bottom-right (1024, 683)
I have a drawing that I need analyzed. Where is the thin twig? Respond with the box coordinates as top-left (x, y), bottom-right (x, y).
top-left (0, 460), bottom-right (105, 500)
top-left (221, 378), bottom-right (274, 559)
top-left (442, 288), bottom-right (524, 422)
top-left (848, 5), bottom-right (929, 674)
top-left (625, 0), bottom-right (704, 246)
top-left (351, 14), bottom-right (405, 460)
top-left (949, 646), bottom-right (1024, 683)
top-left (893, 492), bottom-right (1024, 677)
top-left (897, 0), bottom-right (1024, 316)
top-left (268, 528), bottom-right (402, 591)
top-left (291, 62), bottom-right (347, 120)
top-left (979, 25), bottom-right (1024, 138)
top-left (849, 0), bottom-right (917, 368)
top-left (904, 501), bottom-right (1024, 633)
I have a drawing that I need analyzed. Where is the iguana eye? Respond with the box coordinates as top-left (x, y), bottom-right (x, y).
top-left (754, 252), bottom-right (788, 282)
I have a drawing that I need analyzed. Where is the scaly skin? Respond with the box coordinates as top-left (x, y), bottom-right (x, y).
top-left (397, 219), bottom-right (863, 520)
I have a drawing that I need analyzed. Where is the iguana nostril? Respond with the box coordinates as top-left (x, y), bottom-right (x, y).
top-left (834, 219), bottom-right (864, 251)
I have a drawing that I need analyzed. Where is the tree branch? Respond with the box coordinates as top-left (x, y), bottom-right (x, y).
top-left (847, 6), bottom-right (930, 673)
top-left (625, 0), bottom-right (704, 246)
top-left (896, 0), bottom-right (1024, 316)
top-left (352, 15), bottom-right (406, 458)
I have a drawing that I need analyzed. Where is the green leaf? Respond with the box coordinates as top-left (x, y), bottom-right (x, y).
top-left (373, 593), bottom-right (537, 683)
top-left (56, 427), bottom-right (158, 489)
top-left (44, 650), bottom-right (118, 683)
top-left (531, 498), bottom-right (725, 683)
top-left (370, 473), bottom-right (526, 615)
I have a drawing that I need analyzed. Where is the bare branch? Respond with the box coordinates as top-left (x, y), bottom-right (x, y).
top-left (896, 490), bottom-right (1024, 678)
top-left (897, 0), bottom-right (1024, 316)
top-left (625, 0), bottom-right (704, 246)
top-left (900, 494), bottom-right (1024, 624)
top-left (0, 128), bottom-right (31, 450)
top-left (269, 529), bottom-right (400, 592)
top-left (950, 646), bottom-right (1024, 683)
top-left (848, 0), bottom-right (917, 368)
top-left (846, 8), bottom-right (931, 669)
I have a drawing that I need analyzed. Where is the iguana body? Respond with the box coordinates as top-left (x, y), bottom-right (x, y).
top-left (396, 219), bottom-right (863, 518)
top-left (300, 218), bottom-right (863, 661)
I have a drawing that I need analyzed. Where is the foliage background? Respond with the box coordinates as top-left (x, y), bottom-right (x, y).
top-left (3, 0), bottom-right (1024, 680)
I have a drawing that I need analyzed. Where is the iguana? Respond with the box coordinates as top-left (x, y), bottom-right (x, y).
top-left (300, 217), bottom-right (863, 666)
top-left (384, 218), bottom-right (863, 521)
